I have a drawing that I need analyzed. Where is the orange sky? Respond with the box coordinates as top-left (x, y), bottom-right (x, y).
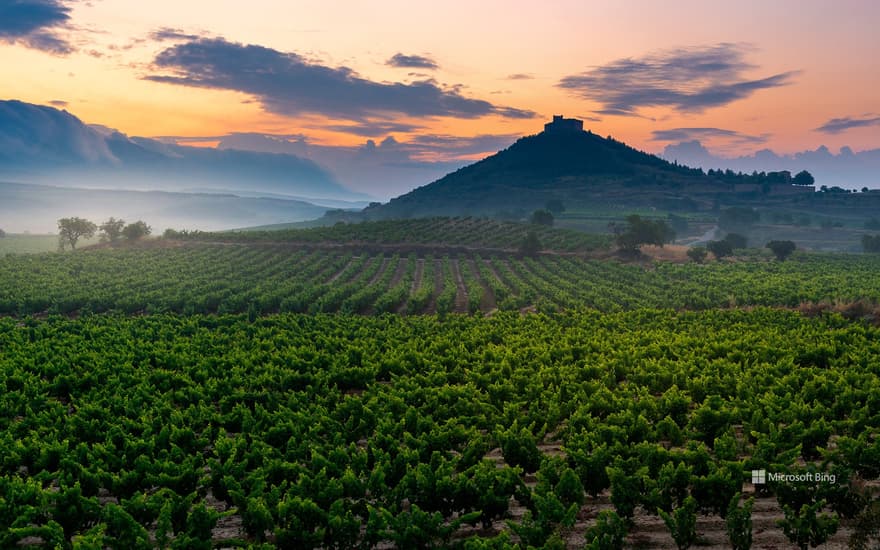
top-left (2, 0), bottom-right (879, 158)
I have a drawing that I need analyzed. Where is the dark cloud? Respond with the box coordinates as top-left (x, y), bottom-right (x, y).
top-left (558, 44), bottom-right (798, 116)
top-left (149, 27), bottom-right (202, 42)
top-left (651, 127), bottom-right (768, 145)
top-left (815, 115), bottom-right (880, 134)
top-left (145, 37), bottom-right (537, 121)
top-left (386, 53), bottom-right (438, 70)
top-left (506, 73), bottom-right (534, 80)
top-left (0, 0), bottom-right (74, 53)
top-left (48, 99), bottom-right (68, 107)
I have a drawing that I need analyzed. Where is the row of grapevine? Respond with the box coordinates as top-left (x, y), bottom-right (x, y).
top-left (1, 310), bottom-right (877, 547)
top-left (3, 245), bottom-right (880, 316)
top-left (166, 216), bottom-right (612, 252)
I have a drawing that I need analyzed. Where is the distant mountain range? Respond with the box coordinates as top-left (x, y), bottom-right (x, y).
top-left (0, 181), bottom-right (331, 234)
top-left (661, 140), bottom-right (880, 190)
top-left (0, 100), bottom-right (370, 202)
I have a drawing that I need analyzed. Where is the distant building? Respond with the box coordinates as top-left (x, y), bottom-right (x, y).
top-left (544, 115), bottom-right (583, 134)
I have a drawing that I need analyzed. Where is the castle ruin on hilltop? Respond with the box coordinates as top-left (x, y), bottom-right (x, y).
top-left (544, 115), bottom-right (584, 134)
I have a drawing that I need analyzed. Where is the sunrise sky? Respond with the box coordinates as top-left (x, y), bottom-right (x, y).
top-left (2, 0), bottom-right (879, 165)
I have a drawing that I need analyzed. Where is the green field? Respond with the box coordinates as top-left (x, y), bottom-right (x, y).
top-left (2, 243), bottom-right (880, 316)
top-left (2, 310), bottom-right (878, 547)
top-left (1, 228), bottom-right (879, 548)
top-left (0, 234), bottom-right (100, 255)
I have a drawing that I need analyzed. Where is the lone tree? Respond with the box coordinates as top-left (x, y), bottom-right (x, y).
top-left (58, 217), bottom-right (97, 250)
top-left (707, 239), bottom-right (733, 260)
top-left (687, 247), bottom-right (708, 264)
top-left (766, 240), bottom-right (796, 261)
top-left (617, 215), bottom-right (675, 251)
top-left (122, 221), bottom-right (151, 241)
top-left (99, 217), bottom-right (126, 243)
top-left (531, 209), bottom-right (555, 226)
top-left (793, 170), bottom-right (815, 186)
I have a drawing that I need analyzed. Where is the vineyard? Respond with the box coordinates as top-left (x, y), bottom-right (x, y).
top-left (1, 310), bottom-right (878, 547)
top-left (166, 217), bottom-right (612, 253)
top-left (2, 237), bottom-right (880, 548)
top-left (2, 244), bottom-right (880, 316)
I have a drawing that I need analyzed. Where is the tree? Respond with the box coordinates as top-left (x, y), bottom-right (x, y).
top-left (766, 240), bottom-right (796, 261)
top-left (99, 218), bottom-right (126, 243)
top-left (545, 199), bottom-right (565, 214)
top-left (122, 221), bottom-right (151, 241)
top-left (616, 215), bottom-right (675, 251)
top-left (687, 247), bottom-right (708, 264)
top-left (793, 170), bottom-right (815, 186)
top-left (707, 240), bottom-right (733, 259)
top-left (531, 209), bottom-right (555, 226)
top-left (58, 217), bottom-right (97, 250)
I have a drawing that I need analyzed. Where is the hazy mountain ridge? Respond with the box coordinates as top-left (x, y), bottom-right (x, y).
top-left (0, 181), bottom-right (330, 233)
top-left (0, 100), bottom-right (369, 202)
top-left (662, 140), bottom-right (880, 190)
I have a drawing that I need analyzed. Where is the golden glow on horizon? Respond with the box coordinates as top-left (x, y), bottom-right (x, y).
top-left (1, 0), bottom-right (878, 157)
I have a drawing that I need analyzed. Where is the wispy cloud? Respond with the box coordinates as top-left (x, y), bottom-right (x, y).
top-left (651, 127), bottom-right (769, 145)
top-left (558, 43), bottom-right (798, 116)
top-left (0, 0), bottom-right (75, 54)
top-left (149, 27), bottom-right (203, 42)
top-left (386, 53), bottom-right (438, 70)
top-left (320, 120), bottom-right (424, 137)
top-left (506, 73), bottom-right (534, 80)
top-left (145, 37), bottom-right (537, 121)
top-left (815, 115), bottom-right (880, 134)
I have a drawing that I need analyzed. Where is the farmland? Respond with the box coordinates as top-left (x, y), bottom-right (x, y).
top-left (1, 222), bottom-right (879, 548)
top-left (2, 243), bottom-right (880, 317)
top-left (2, 310), bottom-right (879, 548)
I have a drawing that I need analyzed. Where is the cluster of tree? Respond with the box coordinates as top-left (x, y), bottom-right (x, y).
top-left (706, 168), bottom-right (815, 187)
top-left (693, 235), bottom-right (796, 262)
top-left (615, 215), bottom-right (676, 251)
top-left (698, 233), bottom-right (748, 261)
top-left (57, 217), bottom-right (152, 250)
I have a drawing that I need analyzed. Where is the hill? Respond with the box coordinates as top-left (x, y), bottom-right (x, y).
top-left (0, 99), bottom-right (369, 202)
top-left (366, 127), bottom-right (717, 219)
